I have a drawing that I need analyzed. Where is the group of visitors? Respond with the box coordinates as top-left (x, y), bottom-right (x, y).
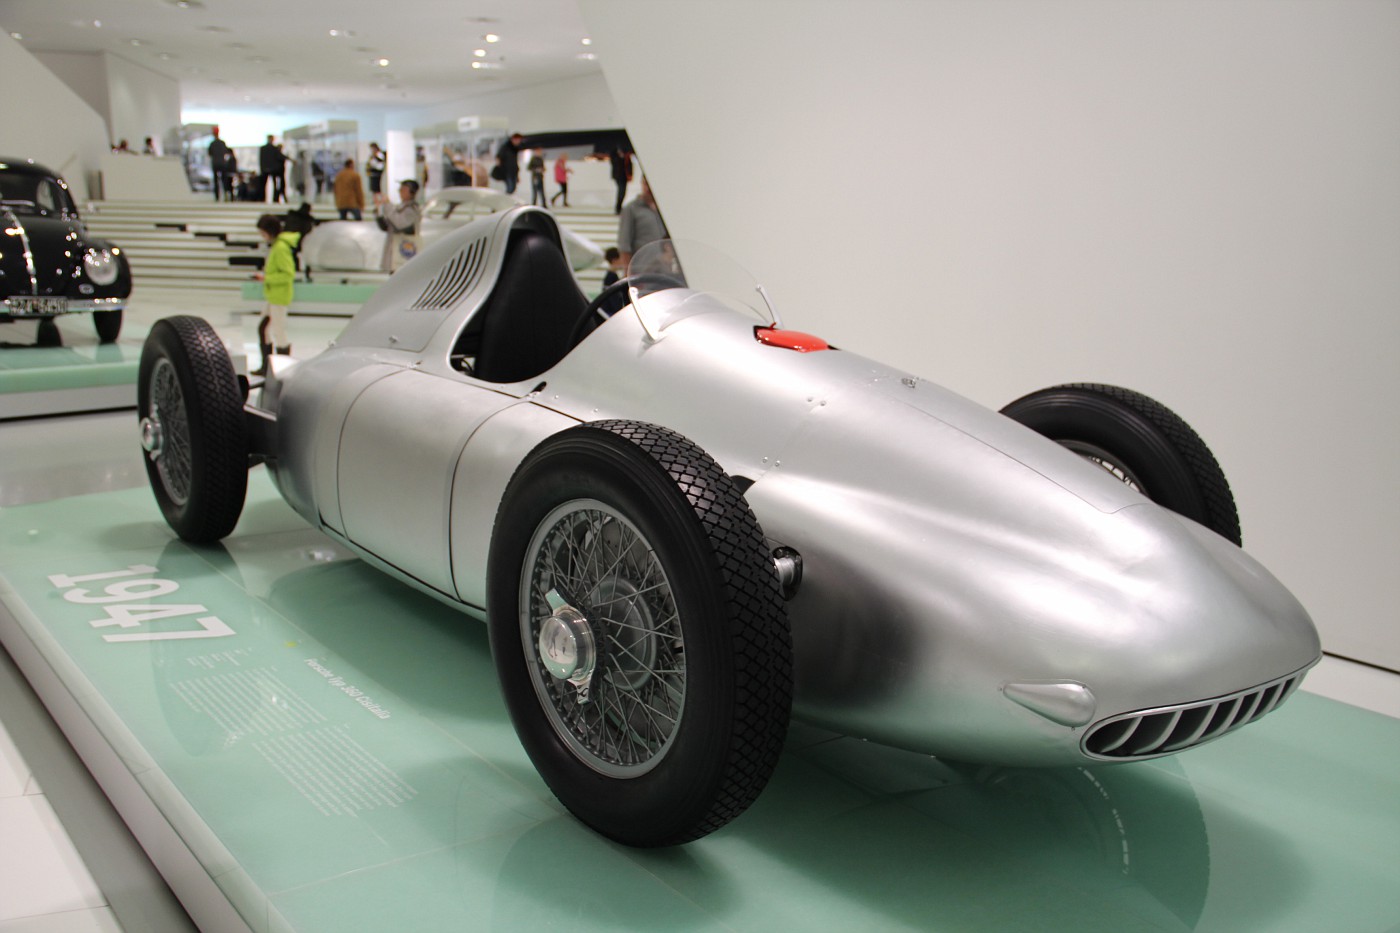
top-left (206, 126), bottom-right (291, 203)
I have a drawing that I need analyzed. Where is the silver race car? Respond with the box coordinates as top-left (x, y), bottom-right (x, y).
top-left (137, 206), bottom-right (1320, 846)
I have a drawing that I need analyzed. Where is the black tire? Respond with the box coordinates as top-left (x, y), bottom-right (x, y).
top-left (93, 309), bottom-right (123, 343)
top-left (487, 420), bottom-right (792, 846)
top-left (137, 316), bottom-right (248, 543)
top-left (1001, 383), bottom-right (1241, 545)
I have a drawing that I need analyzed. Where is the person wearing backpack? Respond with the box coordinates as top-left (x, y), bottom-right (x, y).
top-left (251, 213), bottom-right (299, 374)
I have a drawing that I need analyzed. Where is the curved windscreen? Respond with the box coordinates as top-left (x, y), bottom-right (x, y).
top-left (626, 239), bottom-right (778, 325)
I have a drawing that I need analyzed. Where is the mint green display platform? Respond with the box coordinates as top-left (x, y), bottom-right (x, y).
top-left (2, 474), bottom-right (1398, 932)
top-left (0, 342), bottom-right (142, 418)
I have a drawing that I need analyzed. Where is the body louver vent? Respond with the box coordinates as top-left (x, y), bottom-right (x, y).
top-left (411, 237), bottom-right (488, 310)
top-left (1083, 670), bottom-right (1307, 760)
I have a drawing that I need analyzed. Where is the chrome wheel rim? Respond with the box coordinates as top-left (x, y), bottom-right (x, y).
top-left (146, 358), bottom-right (192, 505)
top-left (520, 499), bottom-right (684, 778)
top-left (1061, 440), bottom-right (1145, 492)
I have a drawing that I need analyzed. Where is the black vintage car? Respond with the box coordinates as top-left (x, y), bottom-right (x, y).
top-left (1, 157), bottom-right (131, 344)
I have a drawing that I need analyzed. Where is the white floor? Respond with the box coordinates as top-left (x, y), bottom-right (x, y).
top-left (0, 289), bottom-right (1397, 933)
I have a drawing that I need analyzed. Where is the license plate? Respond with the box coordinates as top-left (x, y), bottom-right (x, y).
top-left (5, 295), bottom-right (68, 315)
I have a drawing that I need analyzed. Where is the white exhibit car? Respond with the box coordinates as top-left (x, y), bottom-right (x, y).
top-left (136, 205), bottom-right (1320, 847)
top-left (298, 186), bottom-right (603, 274)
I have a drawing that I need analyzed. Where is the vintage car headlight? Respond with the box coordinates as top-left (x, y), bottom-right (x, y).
top-left (83, 247), bottom-right (120, 286)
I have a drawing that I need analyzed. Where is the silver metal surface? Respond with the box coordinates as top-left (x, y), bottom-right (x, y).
top-left (252, 205), bottom-right (1322, 767)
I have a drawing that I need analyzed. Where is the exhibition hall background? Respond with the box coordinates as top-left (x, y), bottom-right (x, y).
top-left (1, 0), bottom-right (1396, 672)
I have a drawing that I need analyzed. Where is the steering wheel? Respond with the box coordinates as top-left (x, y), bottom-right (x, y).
top-left (567, 272), bottom-right (686, 347)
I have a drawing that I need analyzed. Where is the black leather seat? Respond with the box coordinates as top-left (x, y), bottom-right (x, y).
top-left (471, 228), bottom-right (587, 383)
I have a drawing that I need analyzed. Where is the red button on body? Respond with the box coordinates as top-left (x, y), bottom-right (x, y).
top-left (754, 326), bottom-right (830, 352)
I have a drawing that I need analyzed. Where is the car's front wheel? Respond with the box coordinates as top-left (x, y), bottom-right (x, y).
top-left (1001, 382), bottom-right (1241, 545)
top-left (487, 420), bottom-right (793, 846)
top-left (138, 316), bottom-right (248, 542)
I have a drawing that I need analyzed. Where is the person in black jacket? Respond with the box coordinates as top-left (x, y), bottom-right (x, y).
top-left (208, 126), bottom-right (235, 201)
top-left (259, 135), bottom-right (287, 203)
top-left (496, 133), bottom-right (524, 194)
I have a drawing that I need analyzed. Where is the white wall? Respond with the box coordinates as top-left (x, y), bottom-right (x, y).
top-left (0, 36), bottom-right (109, 200)
top-left (580, 0), bottom-right (1400, 669)
top-left (103, 53), bottom-right (182, 154)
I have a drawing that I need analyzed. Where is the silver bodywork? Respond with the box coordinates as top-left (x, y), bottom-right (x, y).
top-left (256, 206), bottom-right (1319, 767)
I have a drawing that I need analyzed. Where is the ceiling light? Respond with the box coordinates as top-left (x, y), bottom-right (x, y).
top-left (376, 58), bottom-right (390, 67)
top-left (158, 52), bottom-right (177, 60)
top-left (129, 39), bottom-right (145, 46)
top-left (473, 49), bottom-right (486, 57)
top-left (8, 32), bottom-right (21, 40)
top-left (581, 37), bottom-right (592, 46)
top-left (484, 33), bottom-right (500, 43)
top-left (577, 53), bottom-right (597, 61)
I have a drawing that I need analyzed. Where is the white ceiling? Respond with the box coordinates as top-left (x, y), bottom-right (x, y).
top-left (0, 0), bottom-right (600, 119)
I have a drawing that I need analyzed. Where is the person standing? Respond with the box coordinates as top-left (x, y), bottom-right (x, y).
top-left (550, 153), bottom-right (572, 207)
top-left (366, 142), bottom-right (387, 207)
top-left (527, 149), bottom-right (546, 206)
top-left (251, 213), bottom-right (299, 375)
top-left (609, 147), bottom-right (633, 214)
top-left (378, 179), bottom-right (423, 273)
top-left (259, 135), bottom-right (285, 202)
top-left (496, 132), bottom-right (524, 194)
top-left (333, 158), bottom-right (365, 220)
top-left (208, 126), bottom-right (235, 202)
top-left (617, 176), bottom-right (668, 268)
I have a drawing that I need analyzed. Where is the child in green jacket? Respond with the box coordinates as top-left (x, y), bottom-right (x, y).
top-left (251, 214), bottom-right (299, 375)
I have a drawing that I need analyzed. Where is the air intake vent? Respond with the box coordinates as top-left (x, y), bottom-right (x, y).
top-left (410, 237), bottom-right (488, 310)
top-left (1083, 671), bottom-right (1306, 760)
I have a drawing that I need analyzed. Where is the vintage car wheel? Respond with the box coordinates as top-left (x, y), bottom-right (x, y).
top-left (487, 420), bottom-right (793, 846)
top-left (137, 316), bottom-right (248, 543)
top-left (1001, 383), bottom-right (1241, 545)
top-left (93, 309), bottom-right (123, 344)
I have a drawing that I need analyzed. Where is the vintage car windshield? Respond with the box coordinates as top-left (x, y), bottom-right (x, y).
top-left (627, 239), bottom-right (778, 326)
top-left (0, 171), bottom-right (72, 217)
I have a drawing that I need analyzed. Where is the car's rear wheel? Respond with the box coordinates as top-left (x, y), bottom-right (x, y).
top-left (487, 420), bottom-right (792, 846)
top-left (1001, 383), bottom-right (1241, 545)
top-left (138, 316), bottom-right (248, 542)
top-left (94, 309), bottom-right (123, 343)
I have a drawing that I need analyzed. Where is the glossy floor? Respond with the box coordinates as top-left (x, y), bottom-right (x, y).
top-left (1, 295), bottom-right (1398, 932)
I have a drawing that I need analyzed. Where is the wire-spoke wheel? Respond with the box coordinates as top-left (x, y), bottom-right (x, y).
top-left (138, 316), bottom-right (248, 543)
top-left (1001, 383), bottom-right (1241, 545)
top-left (488, 421), bottom-right (792, 846)
top-left (522, 500), bottom-right (684, 778)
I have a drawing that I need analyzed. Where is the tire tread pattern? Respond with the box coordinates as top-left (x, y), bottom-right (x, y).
top-left (585, 420), bottom-right (794, 844)
top-left (140, 315), bottom-right (247, 542)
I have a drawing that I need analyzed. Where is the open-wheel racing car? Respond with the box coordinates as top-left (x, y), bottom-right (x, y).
top-left (137, 205), bottom-right (1320, 847)
top-left (1, 157), bottom-right (130, 344)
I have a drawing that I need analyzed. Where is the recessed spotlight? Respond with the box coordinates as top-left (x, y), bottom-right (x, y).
top-left (158, 52), bottom-right (177, 60)
top-left (577, 53), bottom-right (597, 61)
top-left (581, 37), bottom-right (592, 46)
top-left (473, 48), bottom-right (486, 57)
top-left (129, 38), bottom-right (145, 47)
top-left (376, 58), bottom-right (390, 67)
top-left (9, 32), bottom-right (22, 40)
top-left (484, 33), bottom-right (500, 43)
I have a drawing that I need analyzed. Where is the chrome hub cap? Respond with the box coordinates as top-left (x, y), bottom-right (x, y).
top-left (145, 358), bottom-right (192, 505)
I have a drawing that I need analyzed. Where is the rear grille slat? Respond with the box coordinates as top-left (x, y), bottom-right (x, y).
top-left (1083, 665), bottom-right (1313, 760)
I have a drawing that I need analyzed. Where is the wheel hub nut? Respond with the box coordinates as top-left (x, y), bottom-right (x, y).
top-left (538, 604), bottom-right (596, 686)
top-left (140, 416), bottom-right (163, 456)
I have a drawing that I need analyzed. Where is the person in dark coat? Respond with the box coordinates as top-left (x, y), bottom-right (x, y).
top-left (208, 126), bottom-right (235, 201)
top-left (259, 135), bottom-right (287, 203)
top-left (496, 132), bottom-right (524, 194)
